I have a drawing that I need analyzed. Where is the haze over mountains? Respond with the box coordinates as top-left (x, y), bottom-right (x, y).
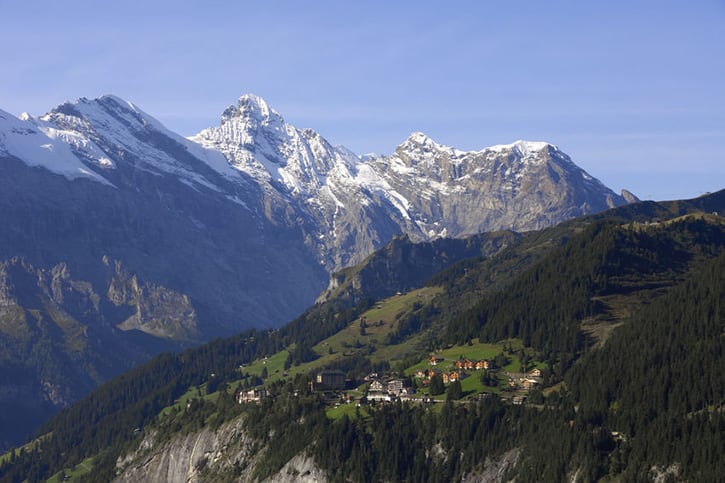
top-left (0, 93), bottom-right (634, 448)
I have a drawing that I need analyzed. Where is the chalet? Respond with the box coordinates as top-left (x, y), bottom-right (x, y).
top-left (414, 369), bottom-right (427, 379)
top-left (237, 388), bottom-right (268, 404)
top-left (475, 359), bottom-right (491, 370)
top-left (528, 368), bottom-right (542, 378)
top-left (521, 378), bottom-right (540, 390)
top-left (369, 380), bottom-right (385, 393)
top-left (313, 369), bottom-right (346, 391)
top-left (430, 356), bottom-right (444, 365)
top-left (442, 373), bottom-right (450, 384)
top-left (387, 379), bottom-right (405, 396)
top-left (454, 359), bottom-right (473, 370)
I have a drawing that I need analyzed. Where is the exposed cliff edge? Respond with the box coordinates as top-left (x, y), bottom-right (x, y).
top-left (114, 417), bottom-right (327, 483)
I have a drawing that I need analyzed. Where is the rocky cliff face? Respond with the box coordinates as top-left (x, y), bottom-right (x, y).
top-left (114, 417), bottom-right (327, 483)
top-left (372, 135), bottom-right (629, 236)
top-left (113, 411), bottom-right (519, 483)
top-left (0, 257), bottom-right (191, 448)
top-left (191, 95), bottom-right (633, 269)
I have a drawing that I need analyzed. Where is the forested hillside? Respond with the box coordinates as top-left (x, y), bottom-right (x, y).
top-left (1, 191), bottom-right (723, 482)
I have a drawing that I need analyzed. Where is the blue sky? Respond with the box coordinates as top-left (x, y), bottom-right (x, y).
top-left (2, 1), bottom-right (723, 200)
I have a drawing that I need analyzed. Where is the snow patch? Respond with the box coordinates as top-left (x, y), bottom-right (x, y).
top-left (0, 109), bottom-right (112, 185)
top-left (484, 140), bottom-right (554, 156)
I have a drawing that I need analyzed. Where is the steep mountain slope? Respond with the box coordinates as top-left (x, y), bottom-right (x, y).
top-left (370, 133), bottom-right (631, 236)
top-left (99, 247), bottom-right (725, 482)
top-left (0, 93), bottom-right (634, 451)
top-left (113, 194), bottom-right (725, 482)
top-left (189, 94), bottom-right (408, 270)
top-left (1, 97), bottom-right (327, 332)
top-left (1, 94), bottom-right (632, 330)
top-left (1, 191), bottom-right (721, 482)
top-left (191, 95), bottom-right (632, 268)
top-left (315, 230), bottom-right (521, 305)
top-left (0, 258), bottom-right (188, 450)
top-left (0, 98), bottom-right (327, 450)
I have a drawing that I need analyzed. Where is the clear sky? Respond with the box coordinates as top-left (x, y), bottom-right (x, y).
top-left (2, 1), bottom-right (723, 201)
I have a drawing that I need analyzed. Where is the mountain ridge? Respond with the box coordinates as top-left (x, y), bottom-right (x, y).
top-left (0, 92), bottom-right (636, 451)
top-left (2, 93), bottom-right (634, 274)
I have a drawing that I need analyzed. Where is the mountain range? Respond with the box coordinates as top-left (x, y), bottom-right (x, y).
top-left (0, 93), bottom-right (634, 449)
top-left (1, 189), bottom-right (721, 482)
top-left (0, 94), bottom-right (635, 332)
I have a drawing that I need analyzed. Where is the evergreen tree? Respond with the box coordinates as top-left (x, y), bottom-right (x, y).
top-left (429, 375), bottom-right (445, 396)
top-left (446, 380), bottom-right (463, 401)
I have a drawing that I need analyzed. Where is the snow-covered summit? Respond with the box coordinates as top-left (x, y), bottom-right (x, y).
top-left (397, 131), bottom-right (459, 157)
top-left (32, 95), bottom-right (238, 189)
top-left (485, 140), bottom-right (555, 155)
top-left (404, 131), bottom-right (439, 148)
top-left (187, 93), bottom-right (631, 261)
top-left (394, 132), bottom-right (469, 169)
top-left (221, 94), bottom-right (283, 126)
top-left (190, 94), bottom-right (361, 196)
top-left (1, 93), bottom-right (633, 270)
top-left (0, 108), bottom-right (111, 184)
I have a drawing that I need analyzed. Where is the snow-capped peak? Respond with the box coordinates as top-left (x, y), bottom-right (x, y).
top-left (42, 95), bottom-right (166, 136)
top-left (191, 94), bottom-right (363, 197)
top-left (407, 131), bottom-right (435, 146)
top-left (31, 95), bottom-right (239, 189)
top-left (485, 140), bottom-right (555, 156)
top-left (98, 94), bottom-right (136, 111)
top-left (1, 94), bottom-right (632, 274)
top-left (221, 94), bottom-right (283, 127)
top-left (0, 108), bottom-right (111, 184)
top-left (396, 132), bottom-right (463, 160)
top-left (400, 131), bottom-right (445, 150)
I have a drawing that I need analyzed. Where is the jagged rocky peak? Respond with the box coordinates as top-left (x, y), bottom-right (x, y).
top-left (220, 93), bottom-right (284, 127)
top-left (480, 140), bottom-right (566, 170)
top-left (394, 134), bottom-right (560, 171)
top-left (192, 94), bottom-right (290, 166)
top-left (397, 131), bottom-right (455, 156)
top-left (403, 131), bottom-right (439, 148)
top-left (191, 93), bottom-right (363, 188)
top-left (391, 132), bottom-right (464, 178)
